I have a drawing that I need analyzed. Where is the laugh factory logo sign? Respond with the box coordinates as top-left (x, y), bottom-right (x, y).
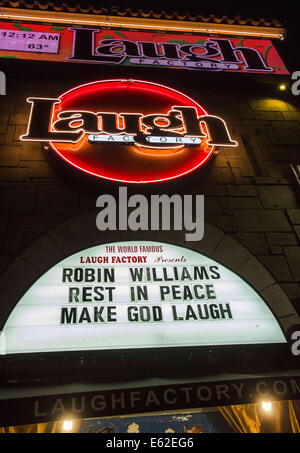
top-left (21, 79), bottom-right (238, 183)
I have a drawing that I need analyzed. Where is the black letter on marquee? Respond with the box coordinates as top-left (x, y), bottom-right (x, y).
top-left (61, 307), bottom-right (77, 324)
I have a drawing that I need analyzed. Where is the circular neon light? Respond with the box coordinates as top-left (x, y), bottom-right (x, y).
top-left (50, 79), bottom-right (215, 183)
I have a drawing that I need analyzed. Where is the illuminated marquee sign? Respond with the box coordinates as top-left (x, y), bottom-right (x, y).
top-left (0, 21), bottom-right (289, 75)
top-left (1, 241), bottom-right (286, 355)
top-left (21, 79), bottom-right (238, 183)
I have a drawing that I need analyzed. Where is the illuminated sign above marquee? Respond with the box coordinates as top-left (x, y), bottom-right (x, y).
top-left (0, 21), bottom-right (289, 75)
top-left (1, 241), bottom-right (286, 355)
top-left (21, 79), bottom-right (238, 183)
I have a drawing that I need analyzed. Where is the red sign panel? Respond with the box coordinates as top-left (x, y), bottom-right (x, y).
top-left (0, 21), bottom-right (289, 75)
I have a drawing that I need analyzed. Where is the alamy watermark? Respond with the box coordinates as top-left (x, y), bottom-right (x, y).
top-left (0, 71), bottom-right (6, 95)
top-left (0, 331), bottom-right (6, 355)
top-left (291, 71), bottom-right (300, 96)
top-left (291, 330), bottom-right (300, 356)
top-left (96, 187), bottom-right (204, 242)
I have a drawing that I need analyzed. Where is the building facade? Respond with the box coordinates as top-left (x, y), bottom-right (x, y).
top-left (0, 2), bottom-right (300, 433)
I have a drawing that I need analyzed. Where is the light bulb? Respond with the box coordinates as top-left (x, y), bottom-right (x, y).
top-left (63, 420), bottom-right (73, 431)
top-left (262, 401), bottom-right (272, 412)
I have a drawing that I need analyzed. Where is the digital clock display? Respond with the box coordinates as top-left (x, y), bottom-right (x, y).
top-left (0, 29), bottom-right (60, 53)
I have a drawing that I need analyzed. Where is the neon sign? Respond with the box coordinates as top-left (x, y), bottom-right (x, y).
top-left (21, 79), bottom-right (238, 183)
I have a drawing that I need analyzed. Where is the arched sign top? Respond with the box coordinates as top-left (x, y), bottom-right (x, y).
top-left (20, 79), bottom-right (238, 183)
top-left (2, 241), bottom-right (285, 355)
